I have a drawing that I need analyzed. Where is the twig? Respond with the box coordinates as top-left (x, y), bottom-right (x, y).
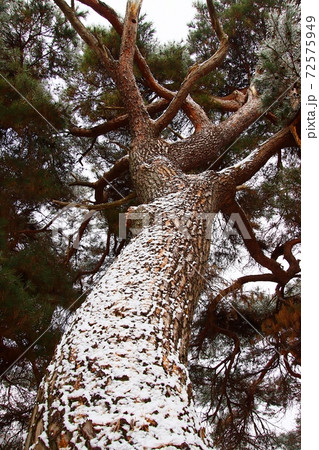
top-left (53, 192), bottom-right (136, 211)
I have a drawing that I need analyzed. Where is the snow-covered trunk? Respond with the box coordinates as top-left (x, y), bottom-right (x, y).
top-left (25, 169), bottom-right (232, 448)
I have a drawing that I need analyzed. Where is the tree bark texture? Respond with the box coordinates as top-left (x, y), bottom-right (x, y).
top-left (25, 166), bottom-right (234, 449)
top-left (24, 101), bottom-right (295, 450)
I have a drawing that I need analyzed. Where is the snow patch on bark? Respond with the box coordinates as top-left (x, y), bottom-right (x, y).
top-left (29, 196), bottom-right (211, 448)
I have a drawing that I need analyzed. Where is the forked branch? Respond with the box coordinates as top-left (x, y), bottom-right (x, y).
top-left (76, 0), bottom-right (211, 130)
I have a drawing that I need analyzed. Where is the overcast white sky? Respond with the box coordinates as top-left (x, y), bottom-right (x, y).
top-left (81, 0), bottom-right (197, 43)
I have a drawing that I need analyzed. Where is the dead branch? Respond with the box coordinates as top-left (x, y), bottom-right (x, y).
top-left (65, 213), bottom-right (93, 264)
top-left (53, 192), bottom-right (136, 211)
top-left (78, 137), bottom-right (97, 164)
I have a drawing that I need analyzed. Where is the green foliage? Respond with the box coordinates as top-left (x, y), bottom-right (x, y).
top-left (0, 73), bottom-right (64, 133)
top-left (237, 150), bottom-right (301, 249)
top-left (188, 0), bottom-right (278, 93)
top-left (0, 0), bottom-right (79, 135)
top-left (0, 0), bottom-right (79, 79)
top-left (0, 1), bottom-right (82, 445)
top-left (148, 42), bottom-right (192, 89)
top-left (253, 1), bottom-right (301, 122)
top-left (0, 131), bottom-right (80, 447)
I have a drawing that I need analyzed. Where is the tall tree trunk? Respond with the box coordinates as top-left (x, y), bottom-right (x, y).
top-left (25, 163), bottom-right (233, 448)
top-left (24, 1), bottom-right (298, 446)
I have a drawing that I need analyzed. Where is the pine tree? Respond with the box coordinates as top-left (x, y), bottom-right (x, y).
top-left (0, 0), bottom-right (300, 448)
top-left (0, 1), bottom-right (82, 446)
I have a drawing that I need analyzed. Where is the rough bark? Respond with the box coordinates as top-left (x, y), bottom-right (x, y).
top-left (25, 168), bottom-right (234, 449)
top-left (25, 121), bottom-right (296, 447)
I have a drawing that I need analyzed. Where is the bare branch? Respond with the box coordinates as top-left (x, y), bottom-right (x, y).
top-left (78, 137), bottom-right (97, 164)
top-left (69, 98), bottom-right (170, 138)
top-left (53, 192), bottom-right (136, 211)
top-left (119, 0), bottom-right (143, 64)
top-left (206, 0), bottom-right (227, 42)
top-left (194, 89), bottom-right (248, 112)
top-left (77, 0), bottom-right (121, 28)
top-left (69, 179), bottom-right (96, 188)
top-left (64, 213), bottom-right (93, 264)
top-left (222, 200), bottom-right (292, 284)
top-left (112, 0), bottom-right (154, 138)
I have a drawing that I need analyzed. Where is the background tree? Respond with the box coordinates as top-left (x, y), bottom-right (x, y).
top-left (0, 1), bottom-right (83, 446)
top-left (0, 0), bottom-right (300, 448)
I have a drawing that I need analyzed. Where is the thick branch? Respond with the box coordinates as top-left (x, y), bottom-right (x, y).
top-left (206, 0), bottom-right (227, 42)
top-left (65, 156), bottom-right (130, 205)
top-left (119, 0), bottom-right (143, 65)
top-left (77, 0), bottom-right (122, 29)
top-left (166, 93), bottom-right (262, 172)
top-left (116, 0), bottom-right (154, 138)
top-left (56, 0), bottom-right (153, 138)
top-left (216, 90), bottom-right (262, 144)
top-left (93, 154), bottom-right (130, 203)
top-left (227, 125), bottom-right (296, 186)
top-left (69, 99), bottom-right (170, 138)
top-left (283, 238), bottom-right (301, 279)
top-left (193, 88), bottom-right (248, 112)
top-left (77, 0), bottom-right (211, 130)
top-left (68, 86), bottom-right (245, 138)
